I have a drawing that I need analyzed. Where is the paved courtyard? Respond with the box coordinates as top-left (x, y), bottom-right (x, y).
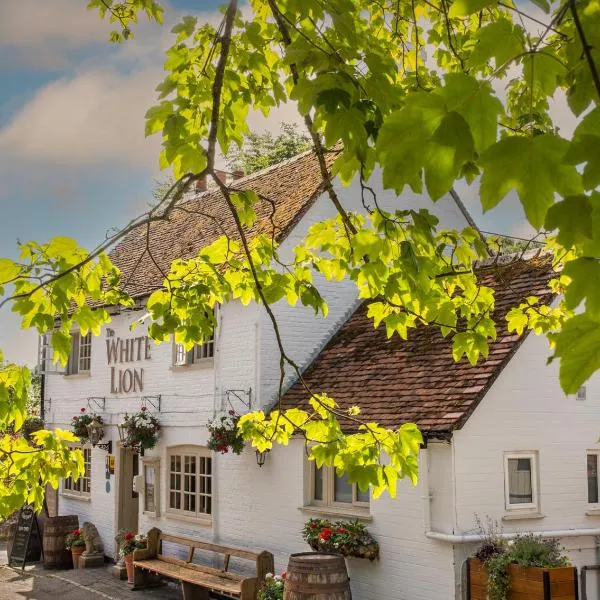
top-left (0, 549), bottom-right (181, 600)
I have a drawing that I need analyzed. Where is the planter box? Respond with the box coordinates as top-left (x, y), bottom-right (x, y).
top-left (467, 558), bottom-right (578, 600)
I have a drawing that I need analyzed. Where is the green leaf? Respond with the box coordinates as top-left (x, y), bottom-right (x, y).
top-left (439, 74), bottom-right (503, 153)
top-left (522, 51), bottom-right (565, 97)
top-left (551, 314), bottom-right (600, 394)
top-left (468, 18), bottom-right (525, 71)
top-left (480, 135), bottom-right (582, 229)
top-left (449, 0), bottom-right (497, 17)
top-left (564, 134), bottom-right (600, 190)
top-left (544, 195), bottom-right (593, 248)
top-left (562, 258), bottom-right (600, 319)
top-left (424, 111), bottom-right (475, 200)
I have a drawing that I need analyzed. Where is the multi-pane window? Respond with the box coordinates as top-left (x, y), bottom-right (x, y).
top-left (504, 452), bottom-right (539, 511)
top-left (66, 332), bottom-right (92, 375)
top-left (587, 452), bottom-right (599, 504)
top-left (173, 335), bottom-right (215, 366)
top-left (167, 446), bottom-right (212, 520)
top-left (311, 465), bottom-right (370, 510)
top-left (63, 446), bottom-right (91, 497)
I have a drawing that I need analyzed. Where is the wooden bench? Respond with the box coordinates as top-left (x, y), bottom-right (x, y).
top-left (132, 528), bottom-right (274, 600)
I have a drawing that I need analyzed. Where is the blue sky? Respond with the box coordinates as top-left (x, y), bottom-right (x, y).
top-left (0, 0), bottom-right (553, 366)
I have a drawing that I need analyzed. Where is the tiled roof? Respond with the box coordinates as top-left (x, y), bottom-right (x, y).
top-left (281, 254), bottom-right (556, 436)
top-left (109, 149), bottom-right (336, 298)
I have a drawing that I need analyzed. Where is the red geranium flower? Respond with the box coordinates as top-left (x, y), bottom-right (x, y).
top-left (281, 572), bottom-right (287, 580)
top-left (124, 532), bottom-right (134, 540)
top-left (319, 528), bottom-right (332, 541)
top-left (337, 528), bottom-right (347, 534)
top-left (73, 529), bottom-right (81, 535)
top-left (80, 408), bottom-right (86, 413)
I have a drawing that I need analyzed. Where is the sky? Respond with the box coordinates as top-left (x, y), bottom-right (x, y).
top-left (0, 0), bottom-right (571, 366)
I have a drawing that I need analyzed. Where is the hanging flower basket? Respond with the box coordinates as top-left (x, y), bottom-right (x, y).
top-left (71, 409), bottom-right (102, 441)
top-left (302, 518), bottom-right (379, 561)
top-left (118, 410), bottom-right (160, 451)
top-left (207, 411), bottom-right (245, 455)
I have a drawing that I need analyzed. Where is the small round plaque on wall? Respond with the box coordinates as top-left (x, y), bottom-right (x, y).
top-left (105, 481), bottom-right (111, 493)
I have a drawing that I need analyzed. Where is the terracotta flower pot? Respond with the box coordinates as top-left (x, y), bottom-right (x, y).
top-left (71, 545), bottom-right (85, 569)
top-left (124, 553), bottom-right (134, 584)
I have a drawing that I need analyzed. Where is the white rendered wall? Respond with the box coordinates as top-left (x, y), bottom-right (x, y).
top-left (452, 328), bottom-right (600, 598)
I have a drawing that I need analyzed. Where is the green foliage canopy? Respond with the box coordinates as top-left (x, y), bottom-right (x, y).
top-left (0, 0), bottom-right (599, 514)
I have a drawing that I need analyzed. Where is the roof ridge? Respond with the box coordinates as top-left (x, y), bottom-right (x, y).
top-left (474, 247), bottom-right (553, 270)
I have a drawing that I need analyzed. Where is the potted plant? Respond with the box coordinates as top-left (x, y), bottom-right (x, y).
top-left (258, 572), bottom-right (285, 600)
top-left (116, 530), bottom-right (147, 584)
top-left (71, 408), bottom-right (103, 441)
top-left (118, 408), bottom-right (160, 453)
top-left (207, 410), bottom-right (245, 454)
top-left (65, 529), bottom-right (86, 569)
top-left (468, 533), bottom-right (577, 600)
top-left (301, 518), bottom-right (379, 561)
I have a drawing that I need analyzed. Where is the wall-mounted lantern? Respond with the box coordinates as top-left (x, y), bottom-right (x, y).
top-left (86, 416), bottom-right (112, 453)
top-left (256, 449), bottom-right (269, 468)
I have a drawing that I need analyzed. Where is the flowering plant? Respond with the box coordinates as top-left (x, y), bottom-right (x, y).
top-left (302, 518), bottom-right (379, 561)
top-left (71, 409), bottom-right (102, 440)
top-left (257, 572), bottom-right (286, 600)
top-left (119, 410), bottom-right (160, 451)
top-left (207, 411), bottom-right (244, 454)
top-left (116, 530), bottom-right (147, 558)
top-left (65, 529), bottom-right (86, 549)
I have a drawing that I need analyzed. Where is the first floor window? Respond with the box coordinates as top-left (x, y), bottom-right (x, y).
top-left (63, 446), bottom-right (91, 497)
top-left (173, 336), bottom-right (215, 366)
top-left (587, 452), bottom-right (599, 504)
top-left (504, 452), bottom-right (538, 511)
top-left (66, 331), bottom-right (92, 375)
top-left (167, 446), bottom-right (212, 520)
top-left (311, 464), bottom-right (369, 510)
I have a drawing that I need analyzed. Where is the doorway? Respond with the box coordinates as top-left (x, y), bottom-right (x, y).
top-left (117, 446), bottom-right (139, 535)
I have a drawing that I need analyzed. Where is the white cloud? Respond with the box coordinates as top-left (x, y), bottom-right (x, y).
top-left (0, 67), bottom-right (163, 168)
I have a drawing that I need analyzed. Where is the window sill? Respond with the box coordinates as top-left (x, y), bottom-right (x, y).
top-left (170, 360), bottom-right (214, 372)
top-left (502, 512), bottom-right (545, 521)
top-left (61, 492), bottom-right (91, 502)
top-left (585, 508), bottom-right (600, 516)
top-left (63, 372), bottom-right (91, 379)
top-left (164, 511), bottom-right (212, 527)
top-left (299, 505), bottom-right (372, 521)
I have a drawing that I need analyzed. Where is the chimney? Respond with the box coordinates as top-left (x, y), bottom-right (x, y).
top-left (195, 177), bottom-right (207, 193)
top-left (232, 170), bottom-right (244, 181)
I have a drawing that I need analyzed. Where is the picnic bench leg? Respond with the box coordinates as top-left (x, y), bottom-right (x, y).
top-left (181, 582), bottom-right (209, 600)
top-left (132, 566), bottom-right (151, 590)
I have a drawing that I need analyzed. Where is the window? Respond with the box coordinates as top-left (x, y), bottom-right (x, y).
top-left (142, 457), bottom-right (160, 517)
top-left (587, 452), bottom-right (599, 504)
top-left (66, 331), bottom-right (92, 375)
top-left (504, 452), bottom-right (539, 511)
top-left (310, 464), bottom-right (369, 512)
top-left (173, 336), bottom-right (214, 366)
top-left (63, 446), bottom-right (91, 498)
top-left (167, 446), bottom-right (212, 521)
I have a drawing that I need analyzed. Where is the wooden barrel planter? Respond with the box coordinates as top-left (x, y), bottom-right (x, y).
top-left (284, 552), bottom-right (352, 600)
top-left (43, 515), bottom-right (79, 569)
top-left (467, 558), bottom-right (578, 599)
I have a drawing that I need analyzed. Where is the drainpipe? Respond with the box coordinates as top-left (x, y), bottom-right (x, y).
top-left (426, 529), bottom-right (600, 543)
top-left (212, 306), bottom-right (223, 545)
top-left (420, 446), bottom-right (432, 533)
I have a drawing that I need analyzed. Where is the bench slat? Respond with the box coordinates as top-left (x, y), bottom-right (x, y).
top-left (159, 533), bottom-right (262, 562)
top-left (150, 554), bottom-right (243, 582)
top-left (134, 559), bottom-right (243, 595)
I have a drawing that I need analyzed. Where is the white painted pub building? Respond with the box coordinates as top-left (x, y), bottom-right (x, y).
top-left (42, 151), bottom-right (600, 599)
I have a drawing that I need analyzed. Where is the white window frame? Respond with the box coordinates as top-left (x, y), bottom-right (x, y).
top-left (66, 331), bottom-right (92, 376)
top-left (309, 463), bottom-right (370, 511)
top-left (141, 457), bottom-right (160, 518)
top-left (504, 451), bottom-right (539, 512)
top-left (166, 445), bottom-right (212, 524)
top-left (62, 445), bottom-right (92, 499)
top-left (172, 336), bottom-right (215, 367)
top-left (587, 450), bottom-right (600, 506)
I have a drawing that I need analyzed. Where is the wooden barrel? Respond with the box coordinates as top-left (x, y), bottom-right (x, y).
top-left (43, 515), bottom-right (79, 569)
top-left (284, 553), bottom-right (352, 600)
